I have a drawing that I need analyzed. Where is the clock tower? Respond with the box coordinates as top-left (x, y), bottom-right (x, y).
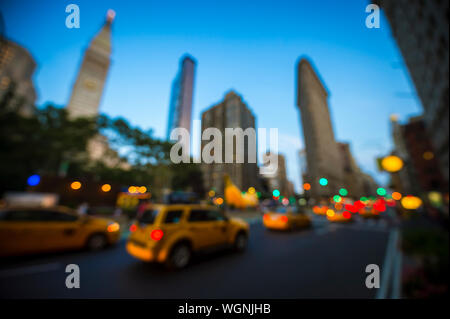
top-left (66, 10), bottom-right (114, 119)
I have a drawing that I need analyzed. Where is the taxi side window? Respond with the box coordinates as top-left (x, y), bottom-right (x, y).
top-left (2, 210), bottom-right (48, 221)
top-left (206, 210), bottom-right (227, 221)
top-left (164, 210), bottom-right (183, 224)
top-left (188, 209), bottom-right (225, 222)
top-left (44, 211), bottom-right (78, 222)
top-left (188, 210), bottom-right (209, 222)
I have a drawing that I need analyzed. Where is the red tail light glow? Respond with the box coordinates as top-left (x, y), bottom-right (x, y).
top-left (343, 211), bottom-right (351, 219)
top-left (280, 215), bottom-right (288, 223)
top-left (150, 229), bottom-right (164, 241)
top-left (129, 224), bottom-right (137, 232)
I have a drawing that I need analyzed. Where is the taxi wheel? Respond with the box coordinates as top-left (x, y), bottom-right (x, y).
top-left (166, 243), bottom-right (191, 270)
top-left (86, 233), bottom-right (107, 251)
top-left (234, 232), bottom-right (248, 252)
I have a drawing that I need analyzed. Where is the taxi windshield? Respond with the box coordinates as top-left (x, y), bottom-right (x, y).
top-left (275, 207), bottom-right (289, 214)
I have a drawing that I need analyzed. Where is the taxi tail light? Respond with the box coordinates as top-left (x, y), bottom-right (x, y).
top-left (129, 224), bottom-right (137, 232)
top-left (150, 229), bottom-right (164, 241)
top-left (280, 216), bottom-right (288, 223)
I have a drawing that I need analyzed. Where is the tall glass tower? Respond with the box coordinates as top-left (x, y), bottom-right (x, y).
top-left (166, 55), bottom-right (196, 140)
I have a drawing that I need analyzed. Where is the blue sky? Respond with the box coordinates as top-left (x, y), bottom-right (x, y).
top-left (1, 0), bottom-right (423, 192)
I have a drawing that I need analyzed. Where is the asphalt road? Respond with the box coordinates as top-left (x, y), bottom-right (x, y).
top-left (0, 216), bottom-right (392, 298)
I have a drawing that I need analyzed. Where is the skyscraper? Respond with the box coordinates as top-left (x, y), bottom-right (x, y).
top-left (337, 142), bottom-right (365, 199)
top-left (373, 0), bottom-right (449, 183)
top-left (265, 152), bottom-right (292, 197)
top-left (296, 57), bottom-right (343, 199)
top-left (201, 91), bottom-right (258, 195)
top-left (66, 10), bottom-right (114, 119)
top-left (0, 38), bottom-right (37, 117)
top-left (166, 55), bottom-right (196, 140)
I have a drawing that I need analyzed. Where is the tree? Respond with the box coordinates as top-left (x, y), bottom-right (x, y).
top-left (0, 104), bottom-right (97, 195)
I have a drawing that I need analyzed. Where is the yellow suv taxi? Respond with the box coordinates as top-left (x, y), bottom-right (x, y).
top-left (126, 204), bottom-right (249, 269)
top-left (0, 206), bottom-right (121, 257)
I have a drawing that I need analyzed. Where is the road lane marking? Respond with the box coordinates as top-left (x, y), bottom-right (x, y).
top-left (392, 242), bottom-right (402, 299)
top-left (376, 228), bottom-right (399, 299)
top-left (0, 262), bottom-right (62, 278)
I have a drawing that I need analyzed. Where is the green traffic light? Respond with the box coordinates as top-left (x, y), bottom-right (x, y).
top-left (272, 189), bottom-right (280, 197)
top-left (339, 188), bottom-right (348, 196)
top-left (319, 178), bottom-right (328, 186)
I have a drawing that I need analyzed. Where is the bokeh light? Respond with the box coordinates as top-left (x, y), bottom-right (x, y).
top-left (381, 155), bottom-right (404, 172)
top-left (27, 174), bottom-right (40, 186)
top-left (303, 183), bottom-right (311, 191)
top-left (401, 196), bottom-right (423, 210)
top-left (128, 186), bottom-right (137, 193)
top-left (101, 184), bottom-right (111, 192)
top-left (423, 151), bottom-right (434, 160)
top-left (326, 209), bottom-right (335, 217)
top-left (272, 189), bottom-right (280, 197)
top-left (139, 186), bottom-right (147, 193)
top-left (71, 181), bottom-right (82, 190)
top-left (377, 188), bottom-right (387, 196)
top-left (392, 192), bottom-right (402, 201)
top-left (319, 178), bottom-right (328, 186)
top-left (339, 188), bottom-right (348, 196)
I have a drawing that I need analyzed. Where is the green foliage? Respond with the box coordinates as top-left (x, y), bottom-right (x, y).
top-left (0, 104), bottom-right (205, 197)
top-left (170, 161), bottom-right (205, 195)
top-left (402, 228), bottom-right (449, 298)
top-left (0, 104), bottom-right (97, 194)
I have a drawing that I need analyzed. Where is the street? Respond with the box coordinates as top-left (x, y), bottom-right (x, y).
top-left (0, 217), bottom-right (392, 299)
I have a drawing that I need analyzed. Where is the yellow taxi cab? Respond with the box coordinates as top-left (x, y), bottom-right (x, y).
top-left (326, 209), bottom-right (353, 223)
top-left (126, 204), bottom-right (249, 269)
top-left (0, 206), bottom-right (121, 257)
top-left (359, 206), bottom-right (380, 219)
top-left (312, 205), bottom-right (329, 216)
top-left (263, 206), bottom-right (311, 231)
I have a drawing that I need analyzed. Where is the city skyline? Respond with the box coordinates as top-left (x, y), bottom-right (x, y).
top-left (0, 0), bottom-right (424, 192)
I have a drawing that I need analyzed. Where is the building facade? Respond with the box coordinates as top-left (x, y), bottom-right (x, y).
top-left (166, 55), bottom-right (196, 140)
top-left (201, 91), bottom-right (258, 195)
top-left (0, 38), bottom-right (37, 116)
top-left (296, 58), bottom-right (343, 199)
top-left (374, 0), bottom-right (449, 183)
top-left (264, 152), bottom-right (293, 197)
top-left (391, 115), bottom-right (447, 196)
top-left (337, 142), bottom-right (366, 199)
top-left (66, 10), bottom-right (114, 119)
